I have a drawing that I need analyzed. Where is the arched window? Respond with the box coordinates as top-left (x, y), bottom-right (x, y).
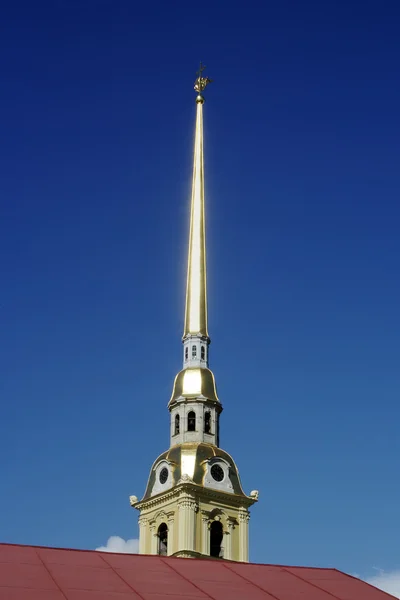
top-left (157, 523), bottom-right (168, 556)
top-left (201, 345), bottom-right (205, 360)
top-left (187, 411), bottom-right (196, 431)
top-left (185, 347), bottom-right (188, 361)
top-left (210, 521), bottom-right (223, 558)
top-left (192, 345), bottom-right (197, 358)
top-left (204, 411), bottom-right (211, 434)
top-left (175, 414), bottom-right (180, 435)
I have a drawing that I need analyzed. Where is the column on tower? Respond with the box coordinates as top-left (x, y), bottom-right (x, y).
top-left (167, 513), bottom-right (175, 556)
top-left (238, 507), bottom-right (250, 562)
top-left (223, 519), bottom-right (235, 560)
top-left (200, 510), bottom-right (210, 555)
top-left (138, 516), bottom-right (147, 554)
top-left (149, 522), bottom-right (158, 554)
top-left (177, 493), bottom-right (198, 553)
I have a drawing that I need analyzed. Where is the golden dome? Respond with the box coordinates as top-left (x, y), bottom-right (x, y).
top-left (141, 443), bottom-right (248, 501)
top-left (169, 367), bottom-right (219, 405)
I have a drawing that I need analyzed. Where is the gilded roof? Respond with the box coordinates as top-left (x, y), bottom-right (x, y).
top-left (169, 367), bottom-right (219, 405)
top-left (142, 443), bottom-right (246, 500)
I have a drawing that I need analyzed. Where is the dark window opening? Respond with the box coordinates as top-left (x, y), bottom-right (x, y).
top-left (188, 411), bottom-right (196, 431)
top-left (192, 345), bottom-right (197, 358)
top-left (185, 347), bottom-right (188, 361)
top-left (201, 345), bottom-right (205, 360)
top-left (211, 464), bottom-right (224, 482)
top-left (159, 467), bottom-right (168, 484)
top-left (157, 523), bottom-right (168, 556)
top-left (175, 414), bottom-right (180, 435)
top-left (210, 521), bottom-right (223, 558)
top-left (204, 411), bottom-right (211, 434)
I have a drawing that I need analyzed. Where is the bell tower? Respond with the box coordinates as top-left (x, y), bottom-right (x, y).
top-left (130, 66), bottom-right (258, 561)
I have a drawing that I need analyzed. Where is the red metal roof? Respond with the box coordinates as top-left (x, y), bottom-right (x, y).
top-left (0, 543), bottom-right (395, 600)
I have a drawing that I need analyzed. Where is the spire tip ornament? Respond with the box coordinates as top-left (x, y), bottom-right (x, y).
top-left (194, 62), bottom-right (212, 102)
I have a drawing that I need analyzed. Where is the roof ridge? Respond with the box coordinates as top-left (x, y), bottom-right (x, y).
top-left (0, 542), bottom-right (338, 570)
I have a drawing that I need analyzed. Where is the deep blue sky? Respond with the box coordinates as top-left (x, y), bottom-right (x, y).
top-left (1, 0), bottom-right (399, 582)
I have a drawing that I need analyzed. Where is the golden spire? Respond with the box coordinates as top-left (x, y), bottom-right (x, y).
top-left (183, 64), bottom-right (212, 339)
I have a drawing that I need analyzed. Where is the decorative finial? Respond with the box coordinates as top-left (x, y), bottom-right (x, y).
top-left (194, 62), bottom-right (212, 103)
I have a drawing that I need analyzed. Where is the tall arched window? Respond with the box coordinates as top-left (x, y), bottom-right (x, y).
top-left (185, 347), bottom-right (188, 361)
top-left (204, 411), bottom-right (211, 434)
top-left (157, 523), bottom-right (168, 556)
top-left (201, 345), bottom-right (205, 360)
top-left (175, 414), bottom-right (180, 435)
top-left (188, 411), bottom-right (196, 431)
top-left (192, 345), bottom-right (197, 358)
top-left (210, 521), bottom-right (223, 558)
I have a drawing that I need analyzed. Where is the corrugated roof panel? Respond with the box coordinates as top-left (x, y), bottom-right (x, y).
top-left (115, 568), bottom-right (207, 598)
top-left (1, 590), bottom-right (66, 600)
top-left (65, 592), bottom-right (139, 600)
top-left (191, 578), bottom-right (279, 600)
top-left (39, 546), bottom-right (107, 567)
top-left (103, 554), bottom-right (171, 572)
top-left (0, 562), bottom-right (58, 590)
top-left (226, 563), bottom-right (340, 600)
top-left (0, 544), bottom-right (42, 565)
top-left (306, 577), bottom-right (395, 600)
top-left (46, 563), bottom-right (132, 593)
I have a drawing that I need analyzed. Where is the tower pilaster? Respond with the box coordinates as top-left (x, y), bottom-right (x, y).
top-left (238, 507), bottom-right (251, 562)
top-left (177, 493), bottom-right (198, 553)
top-left (138, 516), bottom-right (147, 554)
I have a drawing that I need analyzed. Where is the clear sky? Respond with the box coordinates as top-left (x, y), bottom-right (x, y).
top-left (1, 0), bottom-right (399, 593)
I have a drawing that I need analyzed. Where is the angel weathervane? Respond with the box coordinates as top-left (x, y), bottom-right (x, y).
top-left (194, 62), bottom-right (212, 96)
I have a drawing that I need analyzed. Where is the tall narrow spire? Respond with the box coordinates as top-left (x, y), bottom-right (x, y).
top-left (183, 64), bottom-right (212, 340)
top-left (131, 70), bottom-right (258, 562)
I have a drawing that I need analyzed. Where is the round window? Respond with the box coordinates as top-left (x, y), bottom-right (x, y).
top-left (210, 464), bottom-right (224, 482)
top-left (159, 467), bottom-right (168, 484)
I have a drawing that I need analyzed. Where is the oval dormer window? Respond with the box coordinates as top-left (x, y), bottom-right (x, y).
top-left (159, 467), bottom-right (169, 484)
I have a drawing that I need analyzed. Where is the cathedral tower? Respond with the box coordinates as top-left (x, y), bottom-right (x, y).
top-left (130, 67), bottom-right (258, 561)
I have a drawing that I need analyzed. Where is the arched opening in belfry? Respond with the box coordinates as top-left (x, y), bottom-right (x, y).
top-left (204, 411), bottom-right (211, 434)
top-left (210, 521), bottom-right (223, 558)
top-left (187, 411), bottom-right (196, 431)
top-left (175, 414), bottom-right (180, 435)
top-left (157, 523), bottom-right (168, 556)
